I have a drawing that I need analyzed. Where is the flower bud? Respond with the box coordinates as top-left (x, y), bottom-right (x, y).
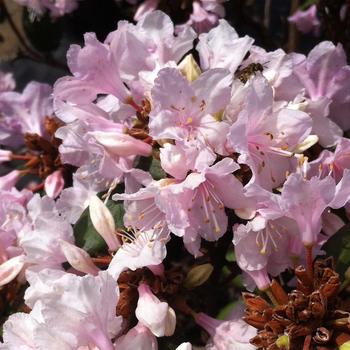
top-left (136, 283), bottom-right (176, 337)
top-left (89, 195), bottom-right (120, 251)
top-left (276, 335), bottom-right (290, 349)
top-left (91, 131), bottom-right (152, 157)
top-left (0, 255), bottom-right (25, 287)
top-left (179, 54), bottom-right (201, 82)
top-left (60, 240), bottom-right (99, 275)
top-left (184, 263), bottom-right (213, 289)
top-left (44, 170), bottom-right (65, 198)
top-left (340, 341), bottom-right (350, 350)
top-left (164, 306), bottom-right (176, 336)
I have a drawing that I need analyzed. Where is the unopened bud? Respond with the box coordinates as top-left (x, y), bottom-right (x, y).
top-left (184, 263), bottom-right (213, 289)
top-left (164, 306), bottom-right (176, 336)
top-left (44, 170), bottom-right (64, 198)
top-left (276, 335), bottom-right (290, 349)
top-left (89, 195), bottom-right (120, 251)
top-left (0, 255), bottom-right (25, 287)
top-left (60, 240), bottom-right (99, 275)
top-left (179, 54), bottom-right (201, 82)
top-left (340, 341), bottom-right (350, 350)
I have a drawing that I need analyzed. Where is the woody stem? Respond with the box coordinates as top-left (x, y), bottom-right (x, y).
top-left (305, 245), bottom-right (314, 279)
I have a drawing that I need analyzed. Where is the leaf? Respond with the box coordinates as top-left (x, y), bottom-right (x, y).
top-left (106, 200), bottom-right (125, 229)
top-left (217, 301), bottom-right (238, 320)
top-left (149, 158), bottom-right (166, 180)
top-left (322, 223), bottom-right (350, 275)
top-left (74, 199), bottom-right (125, 255)
top-left (136, 156), bottom-right (166, 180)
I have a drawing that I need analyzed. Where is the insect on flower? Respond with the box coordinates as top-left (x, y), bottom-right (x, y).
top-left (236, 62), bottom-right (265, 83)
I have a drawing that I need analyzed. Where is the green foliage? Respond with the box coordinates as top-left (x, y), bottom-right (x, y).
top-left (217, 300), bottom-right (238, 320)
top-left (74, 199), bottom-right (125, 255)
top-left (137, 156), bottom-right (166, 180)
top-left (322, 222), bottom-right (350, 275)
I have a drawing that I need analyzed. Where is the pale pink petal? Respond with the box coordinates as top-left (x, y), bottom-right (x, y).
top-left (44, 170), bottom-right (65, 199)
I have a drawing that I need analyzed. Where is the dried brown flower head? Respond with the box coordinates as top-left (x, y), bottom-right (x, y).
top-left (243, 258), bottom-right (350, 350)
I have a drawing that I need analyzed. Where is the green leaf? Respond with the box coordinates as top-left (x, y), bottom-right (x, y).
top-left (322, 223), bottom-right (350, 275)
top-left (149, 158), bottom-right (166, 180)
top-left (217, 301), bottom-right (238, 320)
top-left (74, 200), bottom-right (125, 255)
top-left (74, 207), bottom-right (107, 255)
top-left (136, 156), bottom-right (166, 180)
top-left (106, 200), bottom-right (125, 229)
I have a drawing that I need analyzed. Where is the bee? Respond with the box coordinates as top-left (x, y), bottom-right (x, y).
top-left (235, 62), bottom-right (265, 83)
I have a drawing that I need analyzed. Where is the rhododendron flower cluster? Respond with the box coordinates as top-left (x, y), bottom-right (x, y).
top-left (2, 9), bottom-right (350, 350)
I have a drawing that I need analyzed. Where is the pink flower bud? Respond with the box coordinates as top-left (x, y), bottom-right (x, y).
top-left (91, 131), bottom-right (152, 157)
top-left (89, 195), bottom-right (120, 251)
top-left (136, 283), bottom-right (176, 337)
top-left (59, 240), bottom-right (99, 275)
top-left (44, 170), bottom-right (65, 198)
top-left (0, 255), bottom-right (25, 287)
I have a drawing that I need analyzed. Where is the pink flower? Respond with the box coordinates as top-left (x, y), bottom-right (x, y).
top-left (238, 46), bottom-right (304, 101)
top-left (294, 41), bottom-right (350, 130)
top-left (114, 322), bottom-right (158, 349)
top-left (107, 227), bottom-right (168, 280)
top-left (155, 158), bottom-right (254, 256)
top-left (309, 137), bottom-right (350, 181)
top-left (150, 67), bottom-right (232, 155)
top-left (233, 215), bottom-right (296, 290)
top-left (178, 1), bottom-right (219, 34)
top-left (56, 174), bottom-right (98, 224)
top-left (280, 171), bottom-right (350, 246)
top-left (54, 32), bottom-right (129, 105)
top-left (2, 270), bottom-right (122, 349)
top-left (55, 106), bottom-right (150, 191)
top-left (0, 82), bottom-right (53, 147)
top-left (196, 19), bottom-right (254, 73)
top-left (54, 11), bottom-right (196, 107)
top-left (288, 5), bottom-right (321, 36)
top-left (0, 188), bottom-right (31, 263)
top-left (135, 283), bottom-right (176, 337)
top-left (195, 305), bottom-right (256, 349)
top-left (228, 76), bottom-right (312, 190)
